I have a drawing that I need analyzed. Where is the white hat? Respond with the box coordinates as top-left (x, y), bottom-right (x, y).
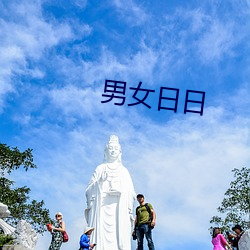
top-left (55, 212), bottom-right (63, 218)
top-left (84, 227), bottom-right (94, 234)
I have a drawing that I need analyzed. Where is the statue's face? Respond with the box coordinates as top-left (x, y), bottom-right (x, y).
top-left (107, 142), bottom-right (121, 160)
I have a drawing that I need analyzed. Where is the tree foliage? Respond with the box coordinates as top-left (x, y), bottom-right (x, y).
top-left (0, 234), bottom-right (14, 246)
top-left (0, 144), bottom-right (36, 175)
top-left (0, 143), bottom-right (52, 233)
top-left (210, 167), bottom-right (250, 232)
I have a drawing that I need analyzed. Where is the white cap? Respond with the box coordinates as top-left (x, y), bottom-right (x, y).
top-left (55, 212), bottom-right (63, 218)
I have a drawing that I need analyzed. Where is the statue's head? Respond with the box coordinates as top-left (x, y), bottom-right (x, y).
top-left (104, 135), bottom-right (122, 163)
top-left (0, 202), bottom-right (10, 218)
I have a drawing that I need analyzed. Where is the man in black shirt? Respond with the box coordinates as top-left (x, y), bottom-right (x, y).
top-left (230, 224), bottom-right (244, 250)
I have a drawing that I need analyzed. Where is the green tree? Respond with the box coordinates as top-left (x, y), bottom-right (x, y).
top-left (210, 167), bottom-right (250, 232)
top-left (0, 143), bottom-right (52, 233)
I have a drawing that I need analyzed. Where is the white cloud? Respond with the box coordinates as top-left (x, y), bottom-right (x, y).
top-left (0, 2), bottom-right (73, 57)
top-left (158, 7), bottom-right (242, 67)
top-left (80, 44), bottom-right (159, 87)
top-left (189, 8), bottom-right (210, 33)
top-left (73, 0), bottom-right (87, 9)
top-left (0, 1), bottom-right (74, 110)
top-left (196, 20), bottom-right (235, 63)
top-left (112, 0), bottom-right (148, 26)
top-left (50, 44), bottom-right (160, 91)
top-left (81, 47), bottom-right (128, 84)
top-left (48, 84), bottom-right (129, 121)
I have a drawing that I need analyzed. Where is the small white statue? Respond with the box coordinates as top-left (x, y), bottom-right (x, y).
top-left (13, 220), bottom-right (38, 250)
top-left (239, 229), bottom-right (250, 250)
top-left (0, 202), bottom-right (15, 235)
top-left (0, 203), bottom-right (37, 250)
top-left (0, 203), bottom-right (11, 218)
top-left (85, 135), bottom-right (136, 250)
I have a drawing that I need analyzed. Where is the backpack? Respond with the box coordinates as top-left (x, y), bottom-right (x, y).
top-left (136, 203), bottom-right (154, 229)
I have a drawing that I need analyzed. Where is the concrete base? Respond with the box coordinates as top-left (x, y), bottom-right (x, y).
top-left (2, 245), bottom-right (26, 250)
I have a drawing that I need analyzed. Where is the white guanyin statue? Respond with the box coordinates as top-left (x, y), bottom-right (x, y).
top-left (85, 135), bottom-right (136, 250)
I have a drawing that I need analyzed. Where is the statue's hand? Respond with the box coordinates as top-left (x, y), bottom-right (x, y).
top-left (101, 171), bottom-right (108, 181)
top-left (88, 201), bottom-right (93, 208)
top-left (130, 213), bottom-right (135, 222)
top-left (86, 195), bottom-right (95, 208)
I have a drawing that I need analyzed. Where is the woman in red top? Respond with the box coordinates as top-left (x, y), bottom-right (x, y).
top-left (212, 227), bottom-right (232, 250)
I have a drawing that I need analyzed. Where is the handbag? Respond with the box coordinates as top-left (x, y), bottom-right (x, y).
top-left (62, 231), bottom-right (69, 242)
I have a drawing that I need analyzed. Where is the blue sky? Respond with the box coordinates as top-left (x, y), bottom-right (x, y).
top-left (1, 0), bottom-right (250, 249)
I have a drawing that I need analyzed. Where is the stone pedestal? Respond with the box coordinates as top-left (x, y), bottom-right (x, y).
top-left (2, 246), bottom-right (26, 250)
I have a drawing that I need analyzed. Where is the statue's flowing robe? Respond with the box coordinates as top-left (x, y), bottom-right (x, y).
top-left (85, 163), bottom-right (136, 250)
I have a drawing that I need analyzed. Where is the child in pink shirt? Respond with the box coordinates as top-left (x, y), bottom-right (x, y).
top-left (212, 227), bottom-right (232, 250)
